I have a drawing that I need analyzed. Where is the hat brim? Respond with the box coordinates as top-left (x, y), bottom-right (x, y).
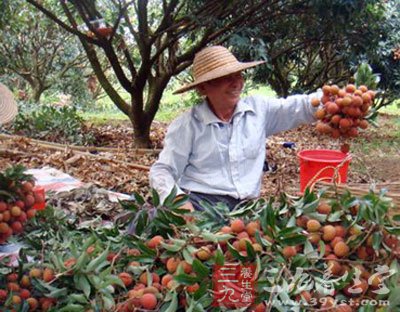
top-left (0, 83), bottom-right (18, 125)
top-left (173, 60), bottom-right (265, 94)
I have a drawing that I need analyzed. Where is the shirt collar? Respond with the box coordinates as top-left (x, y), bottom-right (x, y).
top-left (193, 98), bottom-right (255, 125)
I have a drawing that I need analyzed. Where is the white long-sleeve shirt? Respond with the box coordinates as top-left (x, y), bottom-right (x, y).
top-left (150, 92), bottom-right (321, 202)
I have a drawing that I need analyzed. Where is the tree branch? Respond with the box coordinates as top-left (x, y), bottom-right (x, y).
top-left (82, 42), bottom-right (130, 115)
top-left (25, 0), bottom-right (99, 45)
top-left (121, 8), bottom-right (140, 43)
top-left (137, 0), bottom-right (149, 42)
top-left (153, 0), bottom-right (179, 37)
top-left (102, 41), bottom-right (133, 92)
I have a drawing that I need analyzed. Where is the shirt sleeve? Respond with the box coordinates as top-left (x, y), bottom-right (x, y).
top-left (263, 90), bottom-right (323, 136)
top-left (149, 112), bottom-right (193, 203)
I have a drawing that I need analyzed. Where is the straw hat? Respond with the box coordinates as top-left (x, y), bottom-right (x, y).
top-left (0, 83), bottom-right (18, 125)
top-left (174, 46), bottom-right (265, 94)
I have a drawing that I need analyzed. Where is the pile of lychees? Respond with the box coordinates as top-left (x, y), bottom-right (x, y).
top-left (0, 166), bottom-right (44, 243)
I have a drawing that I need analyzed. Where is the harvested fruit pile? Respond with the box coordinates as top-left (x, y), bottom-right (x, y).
top-left (0, 165), bottom-right (44, 243)
top-left (313, 84), bottom-right (375, 139)
top-left (1, 167), bottom-right (399, 311)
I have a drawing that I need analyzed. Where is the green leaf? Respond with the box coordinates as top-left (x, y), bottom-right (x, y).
top-left (286, 215), bottom-right (296, 228)
top-left (301, 198), bottom-right (320, 214)
top-left (200, 200), bottom-right (227, 221)
top-left (255, 230), bottom-right (272, 247)
top-left (186, 223), bottom-right (201, 235)
top-left (163, 291), bottom-right (178, 312)
top-left (86, 246), bottom-right (109, 272)
top-left (102, 294), bottom-right (115, 310)
top-left (174, 273), bottom-right (200, 285)
top-left (290, 254), bottom-right (308, 268)
top-left (245, 240), bottom-right (256, 261)
top-left (155, 209), bottom-right (184, 226)
top-left (19, 301), bottom-right (30, 312)
top-left (163, 186), bottom-right (178, 207)
top-left (163, 209), bottom-right (186, 226)
top-left (101, 275), bottom-right (125, 289)
top-left (318, 240), bottom-right (326, 259)
top-left (76, 274), bottom-right (91, 298)
top-left (392, 214), bottom-right (400, 222)
top-left (265, 199), bottom-right (276, 229)
top-left (357, 305), bottom-right (376, 312)
top-left (229, 199), bottom-right (260, 217)
top-left (183, 248), bottom-right (194, 265)
top-left (227, 243), bottom-right (247, 262)
top-left (327, 210), bottom-right (343, 222)
top-left (152, 219), bottom-right (173, 232)
top-left (255, 254), bottom-right (261, 279)
top-left (75, 251), bottom-right (89, 271)
top-left (58, 304), bottom-right (86, 312)
top-left (48, 286), bottom-right (68, 298)
top-left (385, 227), bottom-right (400, 236)
top-left (306, 212), bottom-right (328, 222)
top-left (135, 210), bottom-right (148, 236)
top-left (303, 239), bottom-right (314, 255)
top-left (202, 231), bottom-right (234, 243)
top-left (165, 292), bottom-right (178, 312)
top-left (133, 192), bottom-right (145, 205)
top-left (185, 297), bottom-right (196, 312)
top-left (0, 190), bottom-right (14, 200)
top-left (372, 232), bottom-right (383, 250)
top-left (193, 282), bottom-right (209, 301)
top-left (151, 188), bottom-right (160, 207)
top-left (51, 253), bottom-right (65, 272)
top-left (192, 259), bottom-right (210, 279)
top-left (135, 241), bottom-right (157, 257)
top-left (277, 227), bottom-right (302, 237)
top-left (118, 200), bottom-right (138, 212)
top-left (335, 270), bottom-right (354, 290)
top-left (170, 194), bottom-right (190, 209)
top-left (279, 234), bottom-right (307, 246)
top-left (69, 294), bottom-right (89, 304)
top-left (30, 278), bottom-right (49, 293)
top-left (160, 238), bottom-right (186, 252)
top-left (214, 247), bottom-right (225, 266)
top-left (82, 236), bottom-right (96, 251)
top-left (95, 261), bottom-right (110, 275)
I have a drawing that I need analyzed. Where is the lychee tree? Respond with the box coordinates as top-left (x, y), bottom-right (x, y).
top-left (230, 0), bottom-right (400, 109)
top-left (0, 0), bottom-right (91, 103)
top-left (25, 0), bottom-right (318, 147)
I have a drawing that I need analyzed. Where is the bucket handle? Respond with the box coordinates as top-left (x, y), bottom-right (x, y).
top-left (305, 154), bottom-right (352, 192)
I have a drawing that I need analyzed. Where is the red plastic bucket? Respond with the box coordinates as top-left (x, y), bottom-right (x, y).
top-left (297, 150), bottom-right (351, 192)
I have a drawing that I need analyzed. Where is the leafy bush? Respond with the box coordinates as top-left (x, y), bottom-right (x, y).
top-left (12, 103), bottom-right (94, 145)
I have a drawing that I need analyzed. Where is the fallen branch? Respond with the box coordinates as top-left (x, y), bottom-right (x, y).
top-left (0, 133), bottom-right (161, 154)
top-left (0, 148), bottom-right (28, 157)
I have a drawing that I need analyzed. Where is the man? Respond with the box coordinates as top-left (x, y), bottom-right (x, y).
top-left (150, 46), bottom-right (321, 211)
top-left (0, 83), bottom-right (18, 126)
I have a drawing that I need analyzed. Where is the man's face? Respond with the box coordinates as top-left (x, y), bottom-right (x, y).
top-left (199, 72), bottom-right (244, 107)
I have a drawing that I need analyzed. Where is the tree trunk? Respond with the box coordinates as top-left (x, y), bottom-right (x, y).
top-left (31, 81), bottom-right (46, 103)
top-left (32, 86), bottom-right (45, 103)
top-left (131, 114), bottom-right (152, 148)
top-left (129, 76), bottom-right (170, 147)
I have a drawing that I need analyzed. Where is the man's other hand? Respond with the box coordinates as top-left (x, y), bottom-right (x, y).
top-left (178, 201), bottom-right (194, 212)
top-left (177, 201), bottom-right (194, 223)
